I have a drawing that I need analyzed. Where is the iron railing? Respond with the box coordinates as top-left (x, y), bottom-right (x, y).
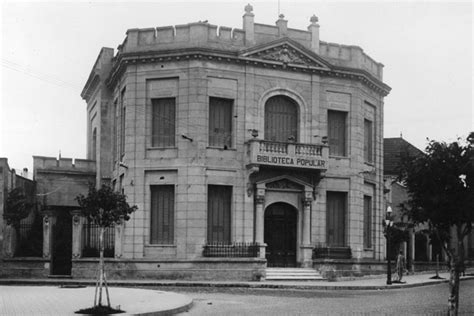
top-left (203, 242), bottom-right (260, 258)
top-left (82, 223), bottom-right (115, 258)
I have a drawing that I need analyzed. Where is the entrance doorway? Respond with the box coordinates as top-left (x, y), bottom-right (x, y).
top-left (51, 212), bottom-right (72, 275)
top-left (264, 202), bottom-right (297, 267)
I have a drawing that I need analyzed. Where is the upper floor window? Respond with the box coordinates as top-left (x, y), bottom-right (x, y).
top-left (209, 97), bottom-right (233, 148)
top-left (119, 88), bottom-right (126, 158)
top-left (364, 119), bottom-right (374, 163)
top-left (265, 95), bottom-right (298, 142)
top-left (152, 98), bottom-right (176, 147)
top-left (91, 128), bottom-right (97, 161)
top-left (328, 110), bottom-right (347, 156)
top-left (113, 100), bottom-right (118, 163)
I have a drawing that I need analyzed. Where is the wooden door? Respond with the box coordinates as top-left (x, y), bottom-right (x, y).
top-left (264, 203), bottom-right (297, 267)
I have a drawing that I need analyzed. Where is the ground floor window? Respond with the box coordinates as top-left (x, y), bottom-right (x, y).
top-left (326, 191), bottom-right (347, 247)
top-left (207, 185), bottom-right (232, 244)
top-left (150, 185), bottom-right (175, 245)
top-left (363, 195), bottom-right (372, 249)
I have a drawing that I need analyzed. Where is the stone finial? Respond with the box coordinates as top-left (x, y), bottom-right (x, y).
top-left (310, 14), bottom-right (319, 24)
top-left (245, 3), bottom-right (253, 14)
top-left (279, 14), bottom-right (285, 20)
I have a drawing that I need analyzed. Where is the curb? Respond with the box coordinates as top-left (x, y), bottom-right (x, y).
top-left (1, 276), bottom-right (473, 291)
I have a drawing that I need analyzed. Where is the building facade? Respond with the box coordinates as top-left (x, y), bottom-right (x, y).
top-left (77, 5), bottom-right (391, 279)
top-left (2, 5), bottom-right (391, 280)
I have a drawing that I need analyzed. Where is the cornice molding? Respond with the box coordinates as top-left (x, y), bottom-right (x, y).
top-left (106, 48), bottom-right (390, 96)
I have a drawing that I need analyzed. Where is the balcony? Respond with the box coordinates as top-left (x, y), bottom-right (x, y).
top-left (247, 139), bottom-right (328, 171)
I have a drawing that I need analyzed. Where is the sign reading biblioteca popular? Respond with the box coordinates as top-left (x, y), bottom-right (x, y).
top-left (255, 153), bottom-right (327, 169)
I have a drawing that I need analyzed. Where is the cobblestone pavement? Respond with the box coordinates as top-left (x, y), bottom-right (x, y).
top-left (0, 286), bottom-right (192, 316)
top-left (172, 279), bottom-right (474, 315)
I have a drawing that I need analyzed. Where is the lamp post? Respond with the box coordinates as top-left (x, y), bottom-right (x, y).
top-left (383, 206), bottom-right (394, 285)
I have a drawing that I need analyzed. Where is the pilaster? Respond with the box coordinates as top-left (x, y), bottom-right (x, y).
top-left (71, 210), bottom-right (83, 259)
top-left (42, 212), bottom-right (55, 259)
top-left (2, 224), bottom-right (16, 258)
top-left (255, 185), bottom-right (266, 259)
top-left (115, 217), bottom-right (125, 258)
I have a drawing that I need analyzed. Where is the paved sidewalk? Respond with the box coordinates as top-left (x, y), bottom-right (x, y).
top-left (0, 285), bottom-right (193, 316)
top-left (0, 271), bottom-right (473, 291)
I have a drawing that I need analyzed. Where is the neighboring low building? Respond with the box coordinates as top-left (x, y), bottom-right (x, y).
top-left (0, 158), bottom-right (35, 259)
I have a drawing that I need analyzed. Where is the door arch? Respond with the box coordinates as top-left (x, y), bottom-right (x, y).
top-left (264, 95), bottom-right (298, 142)
top-left (264, 202), bottom-right (297, 267)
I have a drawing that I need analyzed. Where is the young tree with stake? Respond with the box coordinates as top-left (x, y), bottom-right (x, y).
top-left (76, 184), bottom-right (137, 312)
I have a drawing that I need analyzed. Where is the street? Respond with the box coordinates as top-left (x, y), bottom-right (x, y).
top-left (159, 279), bottom-right (474, 315)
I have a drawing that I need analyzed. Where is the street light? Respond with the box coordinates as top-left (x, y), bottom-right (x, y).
top-left (383, 206), bottom-right (394, 285)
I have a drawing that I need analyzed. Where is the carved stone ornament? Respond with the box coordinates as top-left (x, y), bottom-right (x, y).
top-left (303, 198), bottom-right (313, 208)
top-left (43, 215), bottom-right (49, 225)
top-left (73, 214), bottom-right (80, 226)
top-left (255, 195), bottom-right (265, 204)
top-left (266, 179), bottom-right (302, 190)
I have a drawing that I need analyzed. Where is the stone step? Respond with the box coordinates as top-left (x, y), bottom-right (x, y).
top-left (265, 268), bottom-right (325, 281)
top-left (265, 275), bottom-right (325, 280)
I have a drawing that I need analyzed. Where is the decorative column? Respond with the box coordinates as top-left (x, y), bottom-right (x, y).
top-left (409, 228), bottom-right (415, 273)
top-left (301, 191), bottom-right (313, 267)
top-left (115, 217), bottom-right (124, 259)
top-left (42, 212), bottom-right (55, 260)
top-left (71, 211), bottom-right (83, 259)
top-left (308, 14), bottom-right (320, 54)
top-left (255, 186), bottom-right (266, 259)
top-left (243, 3), bottom-right (255, 45)
top-left (276, 14), bottom-right (288, 37)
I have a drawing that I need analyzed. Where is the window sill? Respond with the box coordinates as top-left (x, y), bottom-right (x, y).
top-left (147, 147), bottom-right (177, 150)
top-left (364, 162), bottom-right (375, 167)
top-left (329, 155), bottom-right (349, 160)
top-left (146, 244), bottom-right (176, 248)
top-left (207, 146), bottom-right (236, 151)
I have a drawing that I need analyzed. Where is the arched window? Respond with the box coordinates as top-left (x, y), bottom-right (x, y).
top-left (91, 128), bottom-right (97, 160)
top-left (264, 96), bottom-right (298, 142)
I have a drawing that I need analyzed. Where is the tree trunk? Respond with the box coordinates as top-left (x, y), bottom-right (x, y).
top-left (447, 256), bottom-right (460, 316)
top-left (447, 226), bottom-right (466, 316)
top-left (95, 226), bottom-right (111, 308)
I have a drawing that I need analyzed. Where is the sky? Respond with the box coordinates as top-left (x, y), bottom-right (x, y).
top-left (1, 0), bottom-right (473, 173)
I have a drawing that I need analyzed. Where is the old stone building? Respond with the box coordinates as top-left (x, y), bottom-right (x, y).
top-left (77, 5), bottom-right (390, 279)
top-left (2, 5), bottom-right (392, 280)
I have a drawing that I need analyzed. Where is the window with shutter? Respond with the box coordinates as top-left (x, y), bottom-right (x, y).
top-left (209, 97), bottom-right (233, 148)
top-left (152, 98), bottom-right (176, 147)
top-left (328, 110), bottom-right (347, 156)
top-left (364, 119), bottom-right (374, 163)
top-left (264, 96), bottom-right (298, 142)
top-left (150, 185), bottom-right (175, 245)
top-left (363, 195), bottom-right (372, 248)
top-left (326, 192), bottom-right (346, 247)
top-left (207, 185), bottom-right (232, 243)
top-left (120, 88), bottom-right (126, 158)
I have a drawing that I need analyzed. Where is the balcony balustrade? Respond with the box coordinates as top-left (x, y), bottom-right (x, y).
top-left (247, 139), bottom-right (328, 170)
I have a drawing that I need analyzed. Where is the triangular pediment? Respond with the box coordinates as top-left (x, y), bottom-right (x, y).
top-left (257, 175), bottom-right (312, 190)
top-left (240, 38), bottom-right (331, 70)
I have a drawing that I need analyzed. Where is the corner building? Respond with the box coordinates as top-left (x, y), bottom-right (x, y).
top-left (80, 5), bottom-right (391, 280)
